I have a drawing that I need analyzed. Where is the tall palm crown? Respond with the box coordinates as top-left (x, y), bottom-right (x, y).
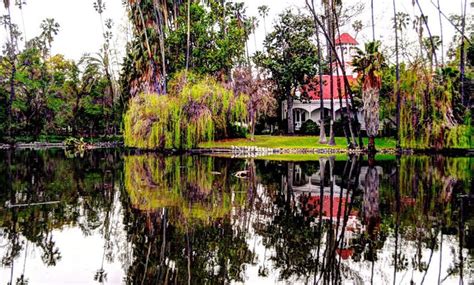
top-left (352, 41), bottom-right (385, 91)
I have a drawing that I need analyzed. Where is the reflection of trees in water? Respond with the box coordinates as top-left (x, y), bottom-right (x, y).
top-left (254, 155), bottom-right (473, 284)
top-left (0, 149), bottom-right (124, 283)
top-left (0, 151), bottom-right (472, 284)
top-left (390, 156), bottom-right (473, 284)
top-left (122, 154), bottom-right (256, 284)
top-left (253, 156), bottom-right (364, 283)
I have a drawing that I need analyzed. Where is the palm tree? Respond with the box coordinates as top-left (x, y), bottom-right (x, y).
top-left (352, 41), bottom-right (386, 152)
top-left (39, 18), bottom-right (60, 57)
top-left (257, 5), bottom-right (269, 38)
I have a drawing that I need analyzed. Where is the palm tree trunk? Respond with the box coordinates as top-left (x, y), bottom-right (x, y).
top-left (287, 91), bottom-right (294, 135)
top-left (316, 24), bottom-right (327, 144)
top-left (327, 0), bottom-right (335, 146)
top-left (437, 0), bottom-right (444, 66)
top-left (185, 0), bottom-right (191, 72)
top-left (414, 0), bottom-right (438, 68)
top-left (460, 0), bottom-right (468, 107)
top-left (393, 0), bottom-right (401, 149)
top-left (371, 0), bottom-right (375, 41)
top-left (364, 86), bottom-right (380, 152)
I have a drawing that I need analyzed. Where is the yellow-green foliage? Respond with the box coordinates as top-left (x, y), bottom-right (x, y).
top-left (399, 64), bottom-right (472, 149)
top-left (123, 154), bottom-right (248, 225)
top-left (124, 72), bottom-right (248, 149)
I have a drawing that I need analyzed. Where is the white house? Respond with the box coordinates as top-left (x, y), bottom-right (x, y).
top-left (282, 33), bottom-right (365, 131)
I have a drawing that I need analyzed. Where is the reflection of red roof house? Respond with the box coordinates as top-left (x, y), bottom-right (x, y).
top-left (401, 197), bottom-right (416, 206)
top-left (336, 248), bottom-right (354, 260)
top-left (303, 195), bottom-right (358, 219)
top-left (302, 75), bottom-right (356, 100)
top-left (335, 33), bottom-right (359, 45)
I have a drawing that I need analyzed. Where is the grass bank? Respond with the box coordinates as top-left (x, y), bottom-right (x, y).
top-left (199, 135), bottom-right (396, 150)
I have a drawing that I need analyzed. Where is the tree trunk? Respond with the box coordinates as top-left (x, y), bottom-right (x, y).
top-left (316, 24), bottom-right (327, 144)
top-left (460, 0), bottom-right (468, 107)
top-left (371, 0), bottom-right (375, 41)
top-left (287, 93), bottom-right (294, 135)
top-left (7, 61), bottom-right (15, 140)
top-left (328, 45), bottom-right (335, 146)
top-left (368, 136), bottom-right (376, 153)
top-left (437, 0), bottom-right (444, 66)
top-left (185, 0), bottom-right (191, 72)
top-left (393, 0), bottom-right (401, 149)
top-left (250, 106), bottom-right (256, 141)
top-left (364, 87), bottom-right (380, 152)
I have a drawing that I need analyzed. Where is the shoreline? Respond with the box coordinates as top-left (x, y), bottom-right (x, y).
top-left (0, 141), bottom-right (472, 156)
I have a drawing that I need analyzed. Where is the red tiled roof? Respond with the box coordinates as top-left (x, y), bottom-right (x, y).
top-left (301, 75), bottom-right (355, 100)
top-left (335, 33), bottom-right (358, 45)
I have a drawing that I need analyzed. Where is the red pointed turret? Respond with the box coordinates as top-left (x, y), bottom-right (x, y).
top-left (335, 33), bottom-right (358, 45)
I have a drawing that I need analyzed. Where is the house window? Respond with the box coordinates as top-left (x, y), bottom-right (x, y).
top-left (302, 112), bottom-right (306, 121)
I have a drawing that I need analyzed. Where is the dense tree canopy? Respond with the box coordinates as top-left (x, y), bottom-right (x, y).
top-left (255, 9), bottom-right (319, 134)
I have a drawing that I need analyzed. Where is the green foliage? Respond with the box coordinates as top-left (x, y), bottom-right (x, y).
top-left (398, 63), bottom-right (471, 149)
top-left (254, 9), bottom-right (319, 99)
top-left (124, 72), bottom-right (248, 150)
top-left (300, 119), bottom-right (320, 135)
top-left (0, 44), bottom-right (120, 141)
top-left (122, 1), bottom-right (249, 97)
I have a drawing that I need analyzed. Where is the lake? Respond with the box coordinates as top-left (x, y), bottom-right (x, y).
top-left (0, 150), bottom-right (472, 284)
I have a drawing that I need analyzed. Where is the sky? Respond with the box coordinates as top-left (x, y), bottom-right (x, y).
top-left (0, 0), bottom-right (471, 63)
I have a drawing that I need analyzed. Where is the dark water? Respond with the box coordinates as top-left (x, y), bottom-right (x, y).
top-left (0, 150), bottom-right (472, 284)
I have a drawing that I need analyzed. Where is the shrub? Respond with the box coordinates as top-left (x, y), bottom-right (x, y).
top-left (300, 119), bottom-right (320, 135)
top-left (228, 123), bottom-right (249, 138)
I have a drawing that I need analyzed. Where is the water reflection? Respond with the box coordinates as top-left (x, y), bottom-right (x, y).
top-left (0, 150), bottom-right (472, 284)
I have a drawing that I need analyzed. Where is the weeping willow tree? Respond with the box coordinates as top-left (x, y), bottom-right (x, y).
top-left (124, 72), bottom-right (248, 149)
top-left (399, 63), bottom-right (472, 149)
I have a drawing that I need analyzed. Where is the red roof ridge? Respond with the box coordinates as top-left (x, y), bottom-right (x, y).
top-left (335, 33), bottom-right (358, 45)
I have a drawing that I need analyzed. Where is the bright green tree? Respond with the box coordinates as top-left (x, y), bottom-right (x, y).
top-left (255, 9), bottom-right (319, 135)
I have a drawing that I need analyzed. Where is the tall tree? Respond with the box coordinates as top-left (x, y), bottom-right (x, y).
top-left (257, 5), bottom-right (269, 38)
top-left (306, 0), bottom-right (362, 148)
top-left (255, 9), bottom-right (319, 135)
top-left (370, 0), bottom-right (375, 41)
top-left (14, 0), bottom-right (26, 44)
top-left (185, 0), bottom-right (191, 72)
top-left (315, 23), bottom-right (327, 144)
top-left (352, 41), bottom-right (386, 152)
top-left (93, 0), bottom-right (117, 134)
top-left (393, 0), bottom-right (401, 149)
top-left (39, 18), bottom-right (60, 57)
top-left (1, 0), bottom-right (20, 141)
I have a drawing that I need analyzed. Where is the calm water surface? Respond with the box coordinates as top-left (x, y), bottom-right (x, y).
top-left (0, 150), bottom-right (472, 284)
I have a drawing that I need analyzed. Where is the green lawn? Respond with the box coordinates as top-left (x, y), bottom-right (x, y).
top-left (199, 135), bottom-right (396, 149)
